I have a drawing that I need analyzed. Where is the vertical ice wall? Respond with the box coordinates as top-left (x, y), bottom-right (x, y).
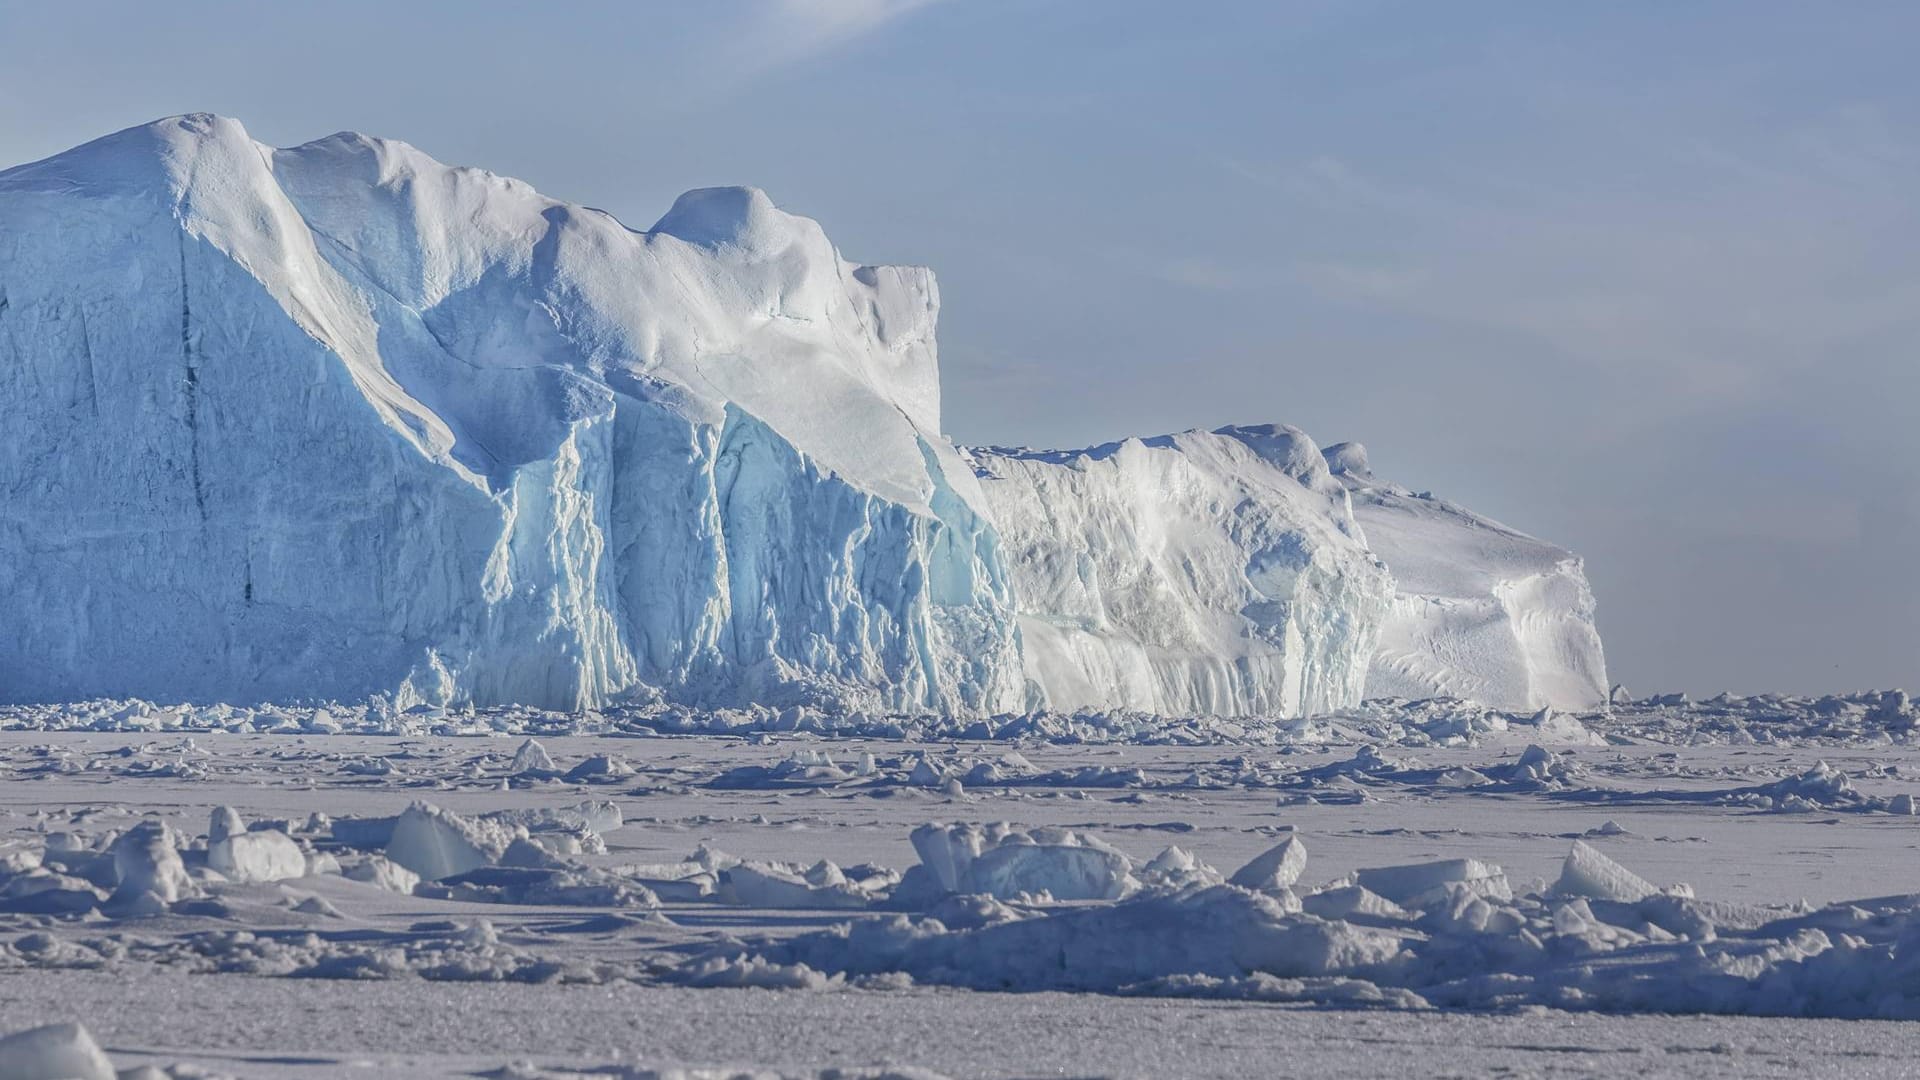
top-left (1321, 442), bottom-right (1610, 711)
top-left (0, 115), bottom-right (1023, 713)
top-left (967, 426), bottom-right (1393, 717)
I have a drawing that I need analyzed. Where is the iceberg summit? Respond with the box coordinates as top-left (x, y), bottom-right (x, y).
top-left (0, 115), bottom-right (1606, 716)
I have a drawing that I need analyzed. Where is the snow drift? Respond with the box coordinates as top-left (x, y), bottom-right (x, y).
top-left (0, 115), bottom-right (1603, 715)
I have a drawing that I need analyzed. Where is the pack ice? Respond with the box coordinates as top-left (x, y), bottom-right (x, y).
top-left (0, 115), bottom-right (1605, 715)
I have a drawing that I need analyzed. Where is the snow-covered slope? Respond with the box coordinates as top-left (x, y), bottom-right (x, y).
top-left (1321, 442), bottom-right (1608, 711)
top-left (0, 115), bottom-right (1022, 712)
top-left (966, 426), bottom-right (1391, 717)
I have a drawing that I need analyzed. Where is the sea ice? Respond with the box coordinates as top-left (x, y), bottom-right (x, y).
top-left (384, 802), bottom-right (520, 881)
top-left (207, 829), bottom-right (308, 884)
top-left (0, 1022), bottom-right (115, 1080)
top-left (1227, 834), bottom-right (1308, 891)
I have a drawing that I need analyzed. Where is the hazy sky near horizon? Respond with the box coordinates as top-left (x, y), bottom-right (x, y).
top-left (2, 1), bottom-right (1916, 697)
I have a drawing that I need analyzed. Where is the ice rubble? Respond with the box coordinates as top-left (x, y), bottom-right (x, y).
top-left (15, 688), bottom-right (1919, 756)
top-left (205, 806), bottom-right (307, 884)
top-left (386, 802), bottom-right (522, 881)
top-left (0, 692), bottom-right (1618, 748)
top-left (903, 823), bottom-right (1139, 903)
top-left (1323, 442), bottom-right (1608, 711)
top-left (0, 114), bottom-right (1601, 719)
top-left (695, 830), bottom-right (1920, 1020)
top-left (15, 791), bottom-right (1920, 1020)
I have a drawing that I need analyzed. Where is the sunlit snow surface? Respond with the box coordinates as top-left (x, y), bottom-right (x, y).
top-left (3, 691), bottom-right (1919, 1077)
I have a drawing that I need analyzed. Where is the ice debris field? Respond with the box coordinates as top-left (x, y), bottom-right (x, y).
top-left (2, 691), bottom-right (1920, 1077)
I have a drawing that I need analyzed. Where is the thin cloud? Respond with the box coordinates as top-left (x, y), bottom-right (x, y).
top-left (721, 0), bottom-right (945, 84)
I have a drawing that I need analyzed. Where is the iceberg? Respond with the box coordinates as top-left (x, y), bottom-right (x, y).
top-left (0, 115), bottom-right (1605, 718)
top-left (0, 114), bottom-right (1020, 714)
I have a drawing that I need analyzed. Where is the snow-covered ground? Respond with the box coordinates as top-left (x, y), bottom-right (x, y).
top-left (3, 692), bottom-right (1918, 1077)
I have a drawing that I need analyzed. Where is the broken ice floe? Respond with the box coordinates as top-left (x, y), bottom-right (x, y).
top-left (10, 780), bottom-right (1920, 1020)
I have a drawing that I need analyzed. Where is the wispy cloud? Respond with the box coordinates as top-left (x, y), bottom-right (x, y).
top-left (716, 0), bottom-right (945, 86)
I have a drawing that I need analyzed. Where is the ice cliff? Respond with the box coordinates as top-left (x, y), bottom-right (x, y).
top-left (0, 114), bottom-right (1019, 713)
top-left (0, 115), bottom-right (1605, 715)
top-left (1321, 442), bottom-right (1609, 711)
top-left (965, 427), bottom-right (1390, 717)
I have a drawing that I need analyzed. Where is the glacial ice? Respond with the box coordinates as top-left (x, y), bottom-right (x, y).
top-left (0, 115), bottom-right (1605, 718)
top-left (0, 115), bottom-right (1021, 716)
top-left (1323, 442), bottom-right (1608, 710)
top-left (966, 426), bottom-right (1392, 717)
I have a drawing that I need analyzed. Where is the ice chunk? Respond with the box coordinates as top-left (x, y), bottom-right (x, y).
top-left (1138, 845), bottom-right (1223, 891)
top-left (1553, 840), bottom-right (1657, 903)
top-left (385, 802), bottom-right (519, 881)
top-left (1228, 834), bottom-right (1307, 891)
top-left (1354, 858), bottom-right (1511, 909)
top-left (718, 861), bottom-right (870, 910)
top-left (108, 820), bottom-right (193, 907)
top-left (907, 823), bottom-right (1136, 902)
top-left (509, 738), bottom-right (555, 774)
top-left (0, 1022), bottom-right (115, 1080)
top-left (1301, 884), bottom-right (1411, 921)
top-left (208, 805), bottom-right (244, 844)
top-left (562, 755), bottom-right (634, 782)
top-left (208, 829), bottom-right (307, 884)
top-left (486, 800), bottom-right (622, 837)
top-left (343, 855), bottom-right (420, 894)
top-left (966, 842), bottom-right (1135, 902)
top-left (0, 848), bottom-right (43, 877)
top-left (909, 823), bottom-right (998, 893)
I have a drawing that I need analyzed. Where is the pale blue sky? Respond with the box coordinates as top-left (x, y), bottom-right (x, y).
top-left (3, 1), bottom-right (1916, 696)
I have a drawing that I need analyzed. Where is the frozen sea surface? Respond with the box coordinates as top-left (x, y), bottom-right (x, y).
top-left (1, 692), bottom-right (1917, 1077)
